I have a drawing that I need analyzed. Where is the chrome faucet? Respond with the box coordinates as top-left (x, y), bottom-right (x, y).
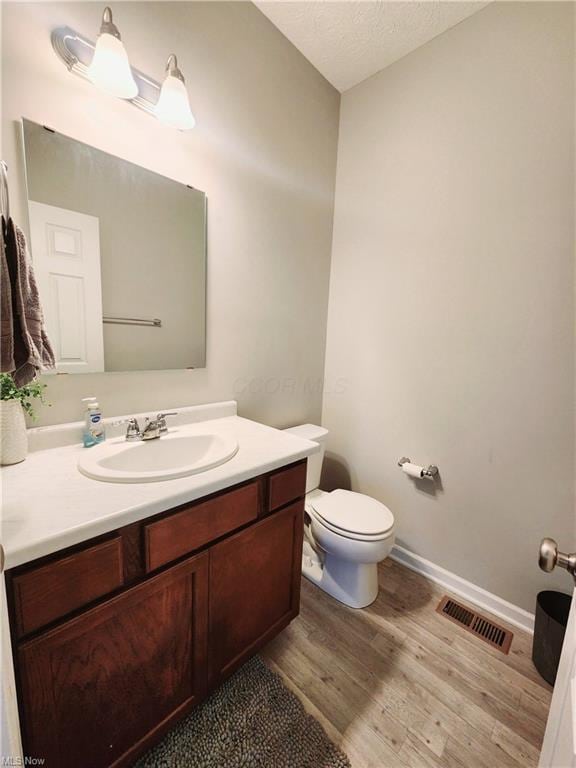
top-left (113, 412), bottom-right (178, 442)
top-left (124, 417), bottom-right (142, 442)
top-left (156, 412), bottom-right (178, 435)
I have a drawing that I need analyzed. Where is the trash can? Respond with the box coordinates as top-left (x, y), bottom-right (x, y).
top-left (532, 590), bottom-right (572, 685)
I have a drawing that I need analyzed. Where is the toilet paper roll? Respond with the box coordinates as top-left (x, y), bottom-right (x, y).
top-left (401, 462), bottom-right (424, 479)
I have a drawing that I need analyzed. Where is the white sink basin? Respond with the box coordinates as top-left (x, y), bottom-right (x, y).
top-left (78, 431), bottom-right (239, 483)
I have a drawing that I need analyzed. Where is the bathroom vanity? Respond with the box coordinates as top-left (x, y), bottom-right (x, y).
top-left (1, 402), bottom-right (317, 768)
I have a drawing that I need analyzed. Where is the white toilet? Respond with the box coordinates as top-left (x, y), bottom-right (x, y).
top-left (284, 424), bottom-right (395, 609)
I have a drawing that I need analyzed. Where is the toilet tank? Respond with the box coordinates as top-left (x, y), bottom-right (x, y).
top-left (283, 424), bottom-right (329, 493)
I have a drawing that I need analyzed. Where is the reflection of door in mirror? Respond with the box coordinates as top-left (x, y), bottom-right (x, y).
top-left (28, 202), bottom-right (104, 373)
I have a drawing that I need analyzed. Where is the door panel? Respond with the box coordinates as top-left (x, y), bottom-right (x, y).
top-left (18, 553), bottom-right (208, 768)
top-left (209, 501), bottom-right (304, 686)
top-left (28, 201), bottom-right (104, 373)
top-left (539, 587), bottom-right (576, 767)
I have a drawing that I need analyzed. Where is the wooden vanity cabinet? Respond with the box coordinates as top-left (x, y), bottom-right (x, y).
top-left (7, 460), bottom-right (307, 768)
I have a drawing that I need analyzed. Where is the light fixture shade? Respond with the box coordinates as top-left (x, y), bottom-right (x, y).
top-left (87, 8), bottom-right (137, 99)
top-left (155, 56), bottom-right (196, 130)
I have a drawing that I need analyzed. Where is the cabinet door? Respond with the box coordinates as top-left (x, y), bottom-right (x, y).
top-left (18, 552), bottom-right (208, 768)
top-left (209, 501), bottom-right (303, 686)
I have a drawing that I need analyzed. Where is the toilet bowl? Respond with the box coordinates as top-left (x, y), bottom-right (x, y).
top-left (284, 424), bottom-right (395, 608)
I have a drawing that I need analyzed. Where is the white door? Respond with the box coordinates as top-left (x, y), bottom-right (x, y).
top-left (539, 585), bottom-right (576, 767)
top-left (28, 202), bottom-right (105, 373)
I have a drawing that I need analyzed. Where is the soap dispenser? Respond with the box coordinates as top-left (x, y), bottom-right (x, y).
top-left (82, 397), bottom-right (106, 447)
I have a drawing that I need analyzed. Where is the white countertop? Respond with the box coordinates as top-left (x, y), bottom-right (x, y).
top-left (0, 402), bottom-right (318, 569)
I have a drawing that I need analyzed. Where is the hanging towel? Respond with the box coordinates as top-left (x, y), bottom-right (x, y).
top-left (3, 218), bottom-right (55, 385)
top-left (1, 217), bottom-right (15, 373)
top-left (3, 218), bottom-right (29, 381)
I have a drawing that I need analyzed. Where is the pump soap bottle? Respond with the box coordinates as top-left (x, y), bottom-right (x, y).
top-left (82, 397), bottom-right (106, 447)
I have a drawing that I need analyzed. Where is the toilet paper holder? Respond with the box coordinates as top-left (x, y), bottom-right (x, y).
top-left (398, 457), bottom-right (439, 479)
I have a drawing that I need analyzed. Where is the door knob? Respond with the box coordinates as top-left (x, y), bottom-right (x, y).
top-left (539, 538), bottom-right (576, 583)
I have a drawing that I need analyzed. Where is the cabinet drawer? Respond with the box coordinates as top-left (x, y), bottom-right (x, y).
top-left (145, 481), bottom-right (259, 572)
top-left (12, 537), bottom-right (124, 637)
top-left (267, 461), bottom-right (307, 512)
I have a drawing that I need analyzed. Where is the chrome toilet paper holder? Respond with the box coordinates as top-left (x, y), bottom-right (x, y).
top-left (398, 457), bottom-right (439, 479)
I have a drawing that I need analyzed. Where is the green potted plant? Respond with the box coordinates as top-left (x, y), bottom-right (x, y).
top-left (0, 375), bottom-right (47, 465)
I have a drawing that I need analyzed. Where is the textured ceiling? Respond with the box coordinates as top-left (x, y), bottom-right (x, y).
top-left (254, 1), bottom-right (490, 92)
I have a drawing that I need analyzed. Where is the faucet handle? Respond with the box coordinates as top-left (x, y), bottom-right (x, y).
top-left (111, 417), bottom-right (141, 441)
top-left (156, 412), bottom-right (178, 434)
top-left (111, 416), bottom-right (140, 429)
top-left (125, 417), bottom-right (141, 441)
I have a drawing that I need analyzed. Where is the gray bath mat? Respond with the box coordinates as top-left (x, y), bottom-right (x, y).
top-left (136, 655), bottom-right (350, 768)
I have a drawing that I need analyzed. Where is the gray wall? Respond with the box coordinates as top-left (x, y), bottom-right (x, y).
top-left (2, 2), bottom-right (339, 425)
top-left (323, 1), bottom-right (575, 611)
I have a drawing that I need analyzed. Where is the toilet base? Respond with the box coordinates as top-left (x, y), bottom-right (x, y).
top-left (302, 549), bottom-right (380, 609)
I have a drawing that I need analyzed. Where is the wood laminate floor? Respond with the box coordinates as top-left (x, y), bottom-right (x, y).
top-left (262, 559), bottom-right (552, 768)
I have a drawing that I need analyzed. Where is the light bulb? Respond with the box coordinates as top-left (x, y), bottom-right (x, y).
top-left (155, 55), bottom-right (196, 130)
top-left (87, 7), bottom-right (137, 99)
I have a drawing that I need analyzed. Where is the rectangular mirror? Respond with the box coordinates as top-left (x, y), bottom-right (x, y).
top-left (21, 118), bottom-right (206, 373)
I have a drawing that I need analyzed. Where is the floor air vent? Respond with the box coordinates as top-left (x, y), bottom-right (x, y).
top-left (436, 596), bottom-right (513, 654)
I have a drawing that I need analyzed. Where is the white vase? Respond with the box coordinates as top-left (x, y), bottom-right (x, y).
top-left (0, 400), bottom-right (28, 465)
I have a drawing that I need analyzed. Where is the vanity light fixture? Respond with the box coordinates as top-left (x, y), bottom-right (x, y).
top-left (155, 55), bottom-right (196, 130)
top-left (51, 8), bottom-right (196, 130)
top-left (87, 7), bottom-right (137, 99)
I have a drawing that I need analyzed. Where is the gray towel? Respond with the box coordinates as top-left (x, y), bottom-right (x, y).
top-left (1, 218), bottom-right (15, 373)
top-left (2, 218), bottom-right (55, 385)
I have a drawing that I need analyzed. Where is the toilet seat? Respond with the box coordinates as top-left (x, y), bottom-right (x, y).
top-left (308, 489), bottom-right (394, 542)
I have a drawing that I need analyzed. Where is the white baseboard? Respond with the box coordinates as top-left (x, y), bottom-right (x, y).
top-left (390, 544), bottom-right (535, 634)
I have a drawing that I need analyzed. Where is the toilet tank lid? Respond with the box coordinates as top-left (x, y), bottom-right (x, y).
top-left (284, 423), bottom-right (329, 442)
